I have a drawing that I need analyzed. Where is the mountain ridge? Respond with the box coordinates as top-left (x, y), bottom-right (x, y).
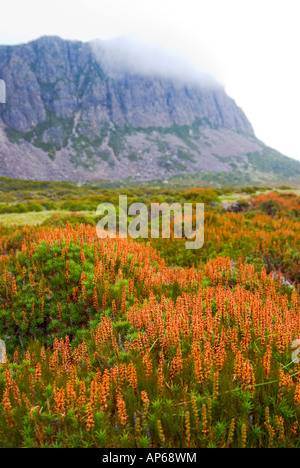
top-left (0, 35), bottom-right (299, 184)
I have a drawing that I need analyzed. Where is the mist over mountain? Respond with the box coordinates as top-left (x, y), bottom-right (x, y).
top-left (0, 35), bottom-right (299, 184)
top-left (90, 36), bottom-right (219, 87)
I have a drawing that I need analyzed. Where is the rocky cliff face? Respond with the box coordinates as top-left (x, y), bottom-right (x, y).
top-left (0, 36), bottom-right (299, 183)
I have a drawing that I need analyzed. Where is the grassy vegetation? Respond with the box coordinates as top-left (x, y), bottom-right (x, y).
top-left (248, 148), bottom-right (300, 178)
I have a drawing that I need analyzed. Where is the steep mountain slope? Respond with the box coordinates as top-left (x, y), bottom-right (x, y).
top-left (0, 35), bottom-right (299, 184)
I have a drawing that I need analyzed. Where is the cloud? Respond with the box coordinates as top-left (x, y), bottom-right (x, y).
top-left (90, 36), bottom-right (221, 88)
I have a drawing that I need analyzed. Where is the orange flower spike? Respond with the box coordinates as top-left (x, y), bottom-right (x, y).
top-left (142, 352), bottom-right (153, 378)
top-left (11, 380), bottom-right (22, 406)
top-left (169, 345), bottom-right (183, 380)
top-left (53, 385), bottom-right (66, 417)
top-left (141, 391), bottom-right (150, 419)
top-left (241, 359), bottom-right (255, 391)
top-left (233, 350), bottom-right (243, 381)
top-left (29, 272), bottom-right (35, 288)
top-left (4, 370), bottom-right (14, 395)
top-left (100, 369), bottom-right (110, 411)
top-left (116, 389), bottom-right (128, 426)
top-left (25, 349), bottom-right (31, 365)
top-left (112, 300), bottom-right (117, 317)
top-left (13, 349), bottom-right (19, 363)
top-left (85, 403), bottom-right (94, 432)
top-left (72, 287), bottom-right (78, 302)
top-left (92, 286), bottom-right (99, 308)
top-left (35, 363), bottom-right (42, 382)
top-left (2, 389), bottom-right (15, 427)
top-left (128, 277), bottom-right (134, 296)
top-left (279, 368), bottom-right (293, 391)
top-left (263, 344), bottom-right (272, 379)
top-left (127, 362), bottom-right (138, 392)
top-left (11, 276), bottom-right (17, 295)
top-left (80, 270), bottom-right (87, 285)
top-left (102, 291), bottom-right (107, 311)
top-left (49, 350), bottom-right (59, 373)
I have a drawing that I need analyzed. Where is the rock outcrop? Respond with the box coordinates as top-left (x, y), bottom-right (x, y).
top-left (0, 36), bottom-right (299, 183)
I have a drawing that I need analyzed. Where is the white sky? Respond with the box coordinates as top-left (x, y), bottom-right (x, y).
top-left (1, 0), bottom-right (300, 160)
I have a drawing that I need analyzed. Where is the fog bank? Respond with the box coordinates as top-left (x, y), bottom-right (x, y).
top-left (90, 36), bottom-right (221, 88)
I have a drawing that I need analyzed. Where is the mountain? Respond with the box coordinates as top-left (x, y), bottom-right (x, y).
top-left (0, 35), bottom-right (299, 185)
